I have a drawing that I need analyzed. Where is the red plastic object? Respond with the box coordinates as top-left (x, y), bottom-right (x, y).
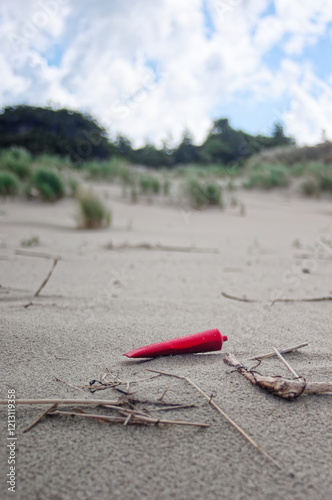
top-left (123, 328), bottom-right (228, 358)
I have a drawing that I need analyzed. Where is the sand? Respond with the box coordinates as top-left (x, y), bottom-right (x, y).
top-left (1, 186), bottom-right (332, 500)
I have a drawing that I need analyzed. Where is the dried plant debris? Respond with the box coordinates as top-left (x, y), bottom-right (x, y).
top-left (104, 241), bottom-right (218, 253)
top-left (0, 367), bottom-right (281, 469)
top-left (224, 353), bottom-right (332, 399)
top-left (0, 371), bottom-right (208, 434)
top-left (221, 291), bottom-right (332, 303)
top-left (34, 258), bottom-right (58, 297)
top-left (0, 395), bottom-right (207, 434)
top-left (246, 343), bottom-right (308, 361)
top-left (48, 408), bottom-right (208, 428)
top-left (87, 371), bottom-right (161, 394)
top-left (11, 251), bottom-right (60, 307)
top-left (147, 368), bottom-right (282, 469)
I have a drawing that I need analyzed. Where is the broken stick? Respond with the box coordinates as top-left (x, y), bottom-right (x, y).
top-left (49, 410), bottom-right (209, 427)
top-left (15, 250), bottom-right (59, 260)
top-left (104, 242), bottom-right (219, 254)
top-left (23, 403), bottom-right (58, 433)
top-left (0, 398), bottom-right (121, 406)
top-left (224, 353), bottom-right (332, 398)
top-left (221, 291), bottom-right (256, 303)
top-left (221, 291), bottom-right (332, 303)
top-left (34, 258), bottom-right (58, 297)
top-left (271, 347), bottom-right (300, 378)
top-left (246, 343), bottom-right (308, 361)
top-left (147, 368), bottom-right (282, 470)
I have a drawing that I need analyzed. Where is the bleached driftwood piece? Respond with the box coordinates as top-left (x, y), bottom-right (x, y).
top-left (246, 342), bottom-right (308, 361)
top-left (224, 353), bottom-right (332, 399)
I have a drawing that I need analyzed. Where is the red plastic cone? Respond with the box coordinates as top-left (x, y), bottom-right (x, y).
top-left (123, 328), bottom-right (228, 358)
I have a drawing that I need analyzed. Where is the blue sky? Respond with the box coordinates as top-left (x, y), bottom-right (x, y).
top-left (202, 0), bottom-right (216, 40)
top-left (1, 0), bottom-right (332, 146)
top-left (43, 43), bottom-right (64, 67)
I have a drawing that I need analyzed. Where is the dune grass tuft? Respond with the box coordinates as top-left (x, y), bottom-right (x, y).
top-left (0, 147), bottom-right (32, 179)
top-left (30, 168), bottom-right (65, 201)
top-left (84, 157), bottom-right (130, 184)
top-left (139, 174), bottom-right (161, 195)
top-left (76, 188), bottom-right (111, 229)
top-left (244, 164), bottom-right (290, 190)
top-left (0, 171), bottom-right (20, 197)
top-left (184, 178), bottom-right (222, 209)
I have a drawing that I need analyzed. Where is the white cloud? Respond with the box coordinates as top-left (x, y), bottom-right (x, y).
top-left (0, 0), bottom-right (332, 146)
top-left (283, 68), bottom-right (332, 144)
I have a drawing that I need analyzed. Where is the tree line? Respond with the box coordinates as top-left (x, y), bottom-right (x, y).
top-left (0, 105), bottom-right (295, 167)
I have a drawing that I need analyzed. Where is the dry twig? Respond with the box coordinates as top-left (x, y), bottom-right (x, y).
top-left (34, 258), bottom-right (58, 297)
top-left (146, 368), bottom-right (282, 469)
top-left (88, 373), bottom-right (160, 394)
top-left (0, 399), bottom-right (121, 406)
top-left (158, 384), bottom-right (173, 401)
top-left (0, 395), bottom-right (205, 430)
top-left (221, 291), bottom-right (332, 303)
top-left (224, 353), bottom-right (332, 398)
top-left (15, 250), bottom-right (60, 260)
top-left (49, 409), bottom-right (209, 427)
top-left (148, 404), bottom-right (198, 412)
top-left (23, 403), bottom-right (58, 433)
top-left (104, 241), bottom-right (219, 254)
top-left (271, 347), bottom-right (300, 378)
top-left (221, 291), bottom-right (256, 302)
top-left (126, 396), bottom-right (191, 406)
top-left (55, 377), bottom-right (86, 393)
top-left (246, 343), bottom-right (308, 361)
top-left (13, 251), bottom-right (60, 306)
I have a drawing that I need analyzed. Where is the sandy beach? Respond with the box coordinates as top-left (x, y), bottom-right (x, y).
top-left (1, 187), bottom-right (332, 500)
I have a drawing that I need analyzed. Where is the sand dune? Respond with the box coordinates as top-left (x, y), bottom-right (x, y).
top-left (1, 188), bottom-right (332, 500)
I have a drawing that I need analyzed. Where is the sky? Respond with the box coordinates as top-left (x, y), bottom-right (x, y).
top-left (1, 0), bottom-right (332, 148)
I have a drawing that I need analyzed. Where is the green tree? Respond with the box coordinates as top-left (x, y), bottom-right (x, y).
top-left (0, 105), bottom-right (116, 165)
top-left (172, 131), bottom-right (198, 164)
top-left (201, 119), bottom-right (246, 164)
top-left (270, 122), bottom-right (295, 148)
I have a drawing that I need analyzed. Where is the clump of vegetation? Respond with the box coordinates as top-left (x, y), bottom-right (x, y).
top-left (205, 182), bottom-right (222, 205)
top-left (84, 157), bottom-right (130, 184)
top-left (139, 174), bottom-right (161, 195)
top-left (21, 235), bottom-right (39, 247)
top-left (244, 164), bottom-right (290, 189)
top-left (174, 163), bottom-right (235, 179)
top-left (30, 168), bottom-right (64, 201)
top-left (84, 159), bottom-right (117, 181)
top-left (247, 141), bottom-right (332, 169)
top-left (300, 177), bottom-right (320, 197)
top-left (0, 147), bottom-right (32, 179)
top-left (290, 162), bottom-right (307, 177)
top-left (127, 173), bottom-right (139, 203)
top-left (185, 178), bottom-right (206, 208)
top-left (32, 154), bottom-right (69, 170)
top-left (319, 171), bottom-right (332, 193)
top-left (295, 163), bottom-right (332, 197)
top-left (76, 188), bottom-right (111, 229)
top-left (184, 178), bottom-right (222, 209)
top-left (117, 161), bottom-right (132, 187)
top-left (0, 171), bottom-right (20, 197)
top-left (162, 175), bottom-right (171, 196)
